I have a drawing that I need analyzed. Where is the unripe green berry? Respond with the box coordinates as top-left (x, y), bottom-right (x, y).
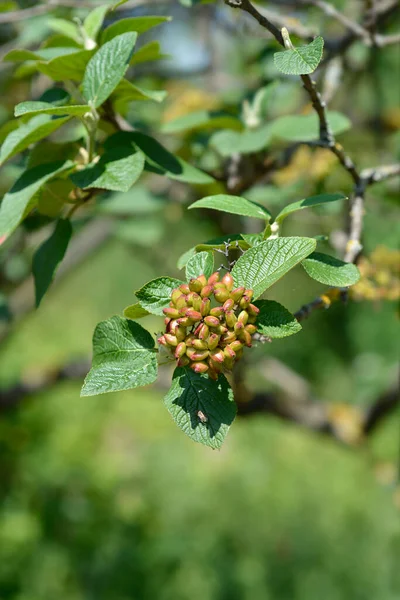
top-left (224, 346), bottom-right (236, 360)
top-left (157, 335), bottom-right (167, 346)
top-left (175, 342), bottom-right (186, 358)
top-left (230, 287), bottom-right (245, 303)
top-left (179, 283), bottom-right (190, 294)
top-left (200, 298), bottom-right (210, 316)
top-left (185, 334), bottom-right (196, 346)
top-left (221, 272), bottom-right (234, 291)
top-left (215, 324), bottom-right (228, 335)
top-left (234, 321), bottom-right (245, 334)
top-left (238, 310), bottom-right (249, 325)
top-left (164, 333), bottom-right (178, 347)
top-left (176, 326), bottom-right (186, 342)
top-left (214, 289), bottom-right (230, 303)
top-left (175, 295), bottom-right (187, 310)
top-left (245, 324), bottom-right (257, 335)
top-left (247, 303), bottom-right (260, 316)
top-left (208, 367), bottom-right (219, 380)
top-left (239, 295), bottom-right (251, 309)
top-left (193, 339), bottom-right (208, 350)
top-left (204, 315), bottom-right (220, 327)
top-left (220, 331), bottom-right (236, 345)
top-left (225, 310), bottom-right (237, 329)
top-left (223, 298), bottom-right (234, 312)
top-left (230, 340), bottom-right (244, 352)
top-left (163, 307), bottom-right (181, 318)
top-left (244, 289), bottom-right (254, 302)
top-left (185, 309), bottom-right (202, 321)
top-left (191, 350), bottom-right (210, 361)
top-left (171, 288), bottom-right (183, 304)
top-left (189, 278), bottom-right (203, 293)
top-left (198, 324), bottom-right (210, 340)
top-left (210, 306), bottom-right (224, 318)
top-left (197, 274), bottom-right (208, 287)
top-left (207, 333), bottom-right (220, 350)
top-left (192, 295), bottom-right (202, 312)
top-left (177, 316), bottom-right (192, 327)
top-left (210, 348), bottom-right (225, 363)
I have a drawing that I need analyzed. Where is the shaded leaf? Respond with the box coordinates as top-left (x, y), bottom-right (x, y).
top-left (48, 18), bottom-right (81, 43)
top-left (177, 247), bottom-right (196, 270)
top-left (102, 16), bottom-right (171, 44)
top-left (3, 47), bottom-right (77, 62)
top-left (275, 192), bottom-right (346, 223)
top-left (162, 110), bottom-right (243, 134)
top-left (71, 147), bottom-right (144, 192)
top-left (37, 49), bottom-right (95, 81)
top-left (84, 4), bottom-right (110, 41)
top-left (81, 316), bottom-right (158, 396)
top-left (231, 236), bottom-right (316, 298)
top-left (130, 40), bottom-right (166, 65)
top-left (33, 218), bottom-right (72, 307)
top-left (112, 79), bottom-right (167, 108)
top-left (271, 111), bottom-right (351, 142)
top-left (123, 302), bottom-right (151, 319)
top-left (97, 185), bottom-right (165, 215)
top-left (301, 252), bottom-right (360, 286)
top-left (240, 233), bottom-right (264, 247)
top-left (14, 101), bottom-right (90, 118)
top-left (189, 194), bottom-right (271, 221)
top-left (254, 299), bottom-right (301, 338)
top-left (164, 367), bottom-right (236, 449)
top-left (210, 124), bottom-right (272, 157)
top-left (136, 277), bottom-right (184, 315)
top-left (274, 36), bottom-right (324, 75)
top-left (82, 32), bottom-right (137, 108)
top-left (185, 251), bottom-right (214, 281)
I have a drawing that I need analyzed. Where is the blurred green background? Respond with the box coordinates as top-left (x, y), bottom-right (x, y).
top-left (0, 1), bottom-right (399, 598)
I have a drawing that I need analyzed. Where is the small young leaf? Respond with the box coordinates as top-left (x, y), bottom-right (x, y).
top-left (271, 111), bottom-right (351, 142)
top-left (82, 32), bottom-right (137, 108)
top-left (105, 131), bottom-right (181, 174)
top-left (136, 277), bottom-right (184, 315)
top-left (210, 124), bottom-right (272, 157)
top-left (164, 367), bottom-right (236, 449)
top-left (123, 302), bottom-right (151, 319)
top-left (112, 79), bottom-right (167, 107)
top-left (275, 193), bottom-right (346, 223)
top-left (301, 252), bottom-right (360, 286)
top-left (101, 16), bottom-right (171, 44)
top-left (240, 233), bottom-right (264, 247)
top-left (189, 194), bottom-right (271, 221)
top-left (81, 316), bottom-right (158, 396)
top-left (130, 40), bottom-right (166, 65)
top-left (231, 237), bottom-right (316, 299)
top-left (70, 148), bottom-right (145, 192)
top-left (83, 4), bottom-right (110, 41)
top-left (37, 49), bottom-right (95, 81)
top-left (0, 115), bottom-right (70, 166)
top-left (274, 36), bottom-right (324, 75)
top-left (0, 160), bottom-right (73, 238)
top-left (177, 247), bottom-right (196, 270)
top-left (32, 218), bottom-right (72, 307)
top-left (14, 102), bottom-right (90, 118)
top-left (3, 47), bottom-right (78, 62)
top-left (162, 110), bottom-right (243, 134)
top-left (254, 299), bottom-right (301, 338)
top-left (185, 251), bottom-right (214, 281)
top-left (48, 18), bottom-right (81, 43)
top-left (145, 158), bottom-right (214, 185)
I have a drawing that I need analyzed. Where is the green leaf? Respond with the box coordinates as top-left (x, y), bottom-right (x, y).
top-left (164, 367), bottom-right (236, 449)
top-left (301, 252), bottom-right (360, 286)
top-left (189, 194), bottom-right (271, 221)
top-left (3, 47), bottom-right (78, 62)
top-left (112, 79), bottom-right (167, 108)
top-left (101, 16), bottom-right (171, 44)
top-left (136, 277), bottom-right (184, 316)
top-left (275, 192), bottom-right (346, 223)
top-left (105, 131), bottom-right (180, 173)
top-left (0, 115), bottom-right (70, 166)
top-left (97, 184), bottom-right (165, 215)
top-left (162, 110), bottom-right (243, 134)
top-left (210, 124), bottom-right (272, 157)
top-left (240, 233), bottom-right (264, 247)
top-left (70, 147), bottom-right (145, 192)
top-left (48, 18), bottom-right (81, 43)
top-left (82, 32), bottom-right (137, 108)
top-left (271, 111), bottom-right (351, 142)
top-left (185, 251), bottom-right (214, 281)
top-left (130, 41), bottom-right (166, 65)
top-left (14, 102), bottom-right (90, 118)
top-left (123, 302), bottom-right (151, 319)
top-left (254, 299), bottom-right (301, 338)
top-left (83, 4), bottom-right (110, 41)
top-left (81, 316), bottom-right (158, 396)
top-left (32, 218), bottom-right (72, 307)
top-left (274, 36), bottom-right (324, 75)
top-left (177, 247), bottom-right (196, 270)
top-left (146, 158), bottom-right (214, 185)
top-left (231, 236), bottom-right (317, 299)
top-left (37, 49), bottom-right (95, 81)
top-left (195, 234), bottom-right (246, 252)
top-left (0, 160), bottom-right (73, 238)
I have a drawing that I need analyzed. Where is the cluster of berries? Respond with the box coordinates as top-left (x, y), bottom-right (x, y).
top-left (158, 271), bottom-right (260, 380)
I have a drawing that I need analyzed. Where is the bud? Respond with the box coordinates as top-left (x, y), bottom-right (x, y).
top-left (175, 342), bottom-right (186, 358)
top-left (234, 321), bottom-right (245, 334)
top-left (178, 355), bottom-right (190, 367)
top-left (168, 319), bottom-right (179, 335)
top-left (193, 323), bottom-right (203, 336)
top-left (175, 295), bottom-right (187, 310)
top-left (179, 283), bottom-right (190, 294)
top-left (164, 333), bottom-right (178, 347)
top-left (230, 287), bottom-right (245, 303)
top-left (204, 316), bottom-right (220, 328)
top-left (177, 317), bottom-right (192, 327)
top-left (185, 292), bottom-right (196, 306)
top-left (245, 324), bottom-right (257, 335)
top-left (221, 272), bottom-right (234, 291)
top-left (192, 295), bottom-right (202, 312)
top-left (247, 303), bottom-right (260, 316)
top-left (241, 330), bottom-right (252, 347)
top-left (197, 274), bottom-right (208, 288)
top-left (163, 307), bottom-right (181, 319)
top-left (244, 289), bottom-right (254, 302)
top-left (220, 331), bottom-right (236, 345)
top-left (191, 350), bottom-right (210, 361)
top-left (193, 339), bottom-right (208, 350)
top-left (200, 285), bottom-right (213, 298)
top-left (207, 333), bottom-right (220, 350)
top-left (214, 289), bottom-right (230, 303)
top-left (164, 317), bottom-right (171, 328)
top-left (190, 361), bottom-right (209, 374)
top-left (171, 288), bottom-right (183, 305)
top-left (208, 367), bottom-right (219, 380)
top-left (157, 335), bottom-right (167, 346)
top-left (210, 306), bottom-right (224, 318)
top-left (238, 310), bottom-right (249, 325)
top-left (215, 324), bottom-right (228, 335)
top-left (208, 271), bottom-right (220, 286)
top-left (208, 357), bottom-right (222, 372)
top-left (200, 298), bottom-right (211, 316)
top-left (198, 324), bottom-right (210, 340)
top-left (185, 334), bottom-right (196, 347)
top-left (223, 298), bottom-right (234, 312)
top-left (239, 295), bottom-right (251, 309)
top-left (189, 278), bottom-right (203, 293)
top-left (209, 348), bottom-right (225, 363)
top-left (213, 282), bottom-right (227, 292)
top-left (176, 326), bottom-right (186, 342)
top-left (230, 340), bottom-right (244, 352)
top-left (186, 309), bottom-right (202, 322)
top-left (247, 315), bottom-right (257, 324)
top-left (224, 346), bottom-right (236, 360)
top-left (225, 310), bottom-right (237, 329)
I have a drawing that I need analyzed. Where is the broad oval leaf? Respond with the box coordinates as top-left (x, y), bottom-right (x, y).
top-left (254, 299), bottom-right (301, 338)
top-left (185, 251), bottom-right (214, 281)
top-left (0, 160), bottom-right (74, 238)
top-left (48, 18), bottom-right (81, 43)
top-left (275, 193), bottom-right (346, 223)
top-left (210, 124), bottom-right (272, 157)
top-left (274, 36), bottom-right (324, 75)
top-left (0, 114), bottom-right (70, 166)
top-left (101, 16), bottom-right (171, 44)
top-left (82, 32), bottom-right (137, 108)
top-left (240, 233), bottom-right (264, 247)
top-left (70, 148), bottom-right (145, 192)
top-left (136, 277), bottom-right (184, 315)
top-left (177, 247), bottom-right (197, 270)
top-left (164, 367), bottom-right (236, 449)
top-left (14, 102), bottom-right (90, 118)
top-left (33, 219), bottom-right (72, 307)
top-left (81, 316), bottom-right (158, 396)
top-left (37, 49), bottom-right (95, 81)
top-left (301, 252), bottom-right (360, 286)
top-left (130, 40), bottom-right (166, 65)
top-left (231, 236), bottom-right (316, 299)
top-left (270, 111), bottom-right (351, 142)
top-left (111, 79), bottom-right (167, 108)
top-left (162, 110), bottom-right (243, 134)
top-left (123, 303), bottom-right (151, 319)
top-left (189, 194), bottom-right (271, 221)
top-left (83, 4), bottom-right (110, 41)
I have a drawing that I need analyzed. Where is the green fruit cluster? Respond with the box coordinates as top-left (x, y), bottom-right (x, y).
top-left (158, 271), bottom-right (259, 380)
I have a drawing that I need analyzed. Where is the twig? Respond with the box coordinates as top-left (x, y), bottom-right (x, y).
top-left (301, 0), bottom-right (372, 44)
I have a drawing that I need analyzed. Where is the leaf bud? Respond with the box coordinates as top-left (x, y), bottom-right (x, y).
top-left (214, 289), bottom-right (230, 303)
top-left (190, 361), bottom-right (209, 374)
top-left (223, 298), bottom-right (234, 312)
top-left (209, 306), bottom-right (224, 318)
top-left (207, 333), bottom-right (220, 350)
top-left (198, 324), bottom-right (210, 340)
top-left (175, 342), bottom-right (187, 358)
top-left (204, 315), bottom-right (220, 328)
top-left (225, 310), bottom-right (237, 329)
top-left (163, 307), bottom-right (181, 319)
top-left (208, 271), bottom-right (220, 286)
top-left (237, 310), bottom-right (249, 325)
top-left (221, 272), bottom-right (234, 291)
top-left (200, 285), bottom-right (213, 298)
top-left (230, 287), bottom-right (245, 303)
top-left (189, 278), bottom-right (203, 293)
top-left (164, 333), bottom-right (178, 347)
top-left (200, 298), bottom-right (211, 316)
